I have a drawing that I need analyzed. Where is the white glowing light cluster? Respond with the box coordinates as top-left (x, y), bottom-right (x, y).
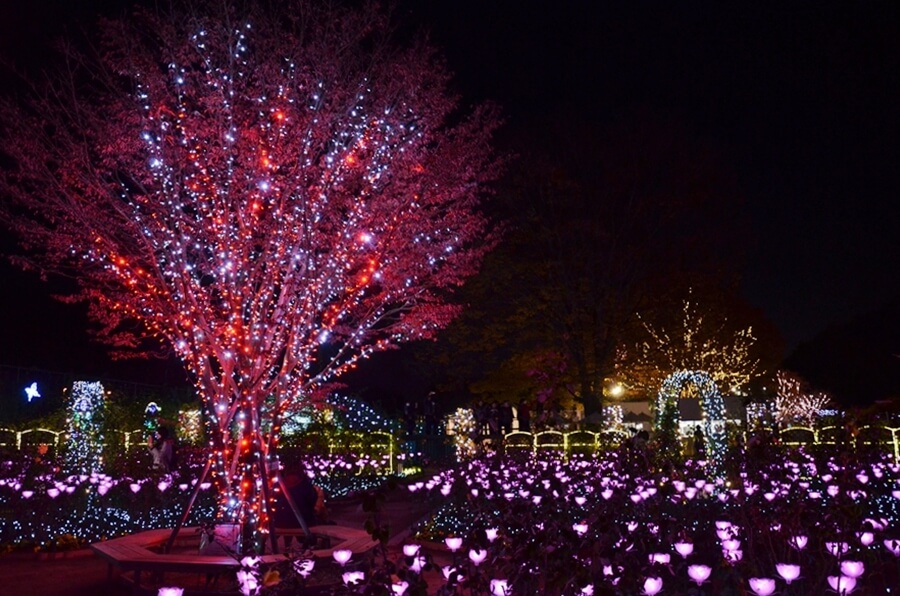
top-left (63, 381), bottom-right (106, 475)
top-left (774, 371), bottom-right (835, 426)
top-left (447, 408), bottom-right (477, 460)
top-left (603, 405), bottom-right (624, 431)
top-left (177, 409), bottom-right (203, 444)
top-left (0, 2), bottom-right (499, 543)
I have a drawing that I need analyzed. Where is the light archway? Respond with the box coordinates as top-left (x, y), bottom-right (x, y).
top-left (655, 370), bottom-right (727, 464)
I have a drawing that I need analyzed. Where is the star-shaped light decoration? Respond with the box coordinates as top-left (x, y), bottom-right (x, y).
top-left (24, 382), bottom-right (40, 402)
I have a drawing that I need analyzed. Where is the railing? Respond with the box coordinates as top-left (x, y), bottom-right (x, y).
top-left (489, 426), bottom-right (900, 463)
top-left (494, 429), bottom-right (631, 456)
top-left (0, 428), bottom-right (145, 451)
top-left (779, 425), bottom-right (900, 463)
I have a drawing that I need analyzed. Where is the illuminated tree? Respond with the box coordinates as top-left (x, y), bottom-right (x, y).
top-left (0, 2), bottom-right (500, 548)
top-left (64, 381), bottom-right (106, 475)
top-left (774, 370), bottom-right (834, 426)
top-left (627, 290), bottom-right (760, 395)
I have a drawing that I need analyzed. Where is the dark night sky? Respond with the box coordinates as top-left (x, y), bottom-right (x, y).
top-left (0, 1), bottom-right (899, 395)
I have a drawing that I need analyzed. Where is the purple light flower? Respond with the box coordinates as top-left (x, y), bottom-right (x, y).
top-left (789, 535), bottom-right (808, 550)
top-left (674, 542), bottom-right (693, 558)
top-left (333, 549), bottom-right (352, 566)
top-left (391, 581), bottom-right (409, 595)
top-left (402, 544), bottom-right (420, 557)
top-left (490, 579), bottom-right (510, 595)
top-left (687, 564), bottom-right (711, 585)
top-left (776, 563), bottom-right (800, 584)
top-left (884, 539), bottom-right (900, 556)
top-left (642, 577), bottom-right (663, 596)
top-left (236, 570), bottom-right (258, 596)
top-left (748, 578), bottom-right (776, 596)
top-left (409, 556), bottom-right (426, 574)
top-left (827, 575), bottom-right (856, 594)
top-left (158, 589), bottom-right (184, 596)
top-left (469, 548), bottom-right (487, 566)
top-left (293, 559), bottom-right (314, 578)
top-left (342, 571), bottom-right (365, 586)
top-left (840, 561), bottom-right (864, 579)
top-left (445, 537), bottom-right (463, 552)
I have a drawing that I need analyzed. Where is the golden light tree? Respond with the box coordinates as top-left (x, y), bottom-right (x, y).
top-left (625, 291), bottom-right (760, 395)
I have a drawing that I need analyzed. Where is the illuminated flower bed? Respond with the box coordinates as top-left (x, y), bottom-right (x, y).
top-left (0, 449), bottom-right (393, 551)
top-left (404, 446), bottom-right (900, 595)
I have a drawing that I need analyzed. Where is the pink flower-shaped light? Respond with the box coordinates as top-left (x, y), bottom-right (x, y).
top-left (486, 528), bottom-right (499, 542)
top-left (642, 577), bottom-right (663, 596)
top-left (130, 483), bottom-right (141, 494)
top-left (675, 542), bottom-right (694, 558)
top-left (687, 564), bottom-right (711, 585)
top-left (827, 575), bottom-right (856, 594)
top-left (580, 585), bottom-right (594, 595)
top-left (776, 563), bottom-right (800, 584)
top-left (402, 544), bottom-right (420, 557)
top-left (573, 523), bottom-right (588, 536)
top-left (575, 496), bottom-right (586, 506)
top-left (342, 571), bottom-right (365, 586)
top-left (724, 549), bottom-right (743, 563)
top-left (722, 539), bottom-right (741, 552)
top-left (884, 539), bottom-right (900, 556)
top-left (47, 488), bottom-right (60, 499)
top-left (469, 548), bottom-right (487, 566)
top-left (490, 579), bottom-right (509, 595)
top-left (333, 549), bottom-right (352, 566)
top-left (158, 588), bottom-right (184, 596)
top-left (445, 537), bottom-right (463, 552)
top-left (825, 542), bottom-right (849, 557)
top-left (236, 570), bottom-right (258, 596)
top-left (649, 553), bottom-right (670, 565)
top-left (748, 577), bottom-right (776, 596)
top-left (409, 556), bottom-right (426, 574)
top-left (293, 558), bottom-right (314, 578)
top-left (790, 535), bottom-right (808, 550)
top-left (391, 581), bottom-right (409, 595)
top-left (857, 532), bottom-right (873, 546)
top-left (840, 561), bottom-right (864, 579)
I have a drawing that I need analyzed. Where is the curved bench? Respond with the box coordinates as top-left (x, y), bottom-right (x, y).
top-left (91, 524), bottom-right (376, 590)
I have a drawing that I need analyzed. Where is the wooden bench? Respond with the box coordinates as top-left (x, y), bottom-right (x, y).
top-left (91, 525), bottom-right (377, 591)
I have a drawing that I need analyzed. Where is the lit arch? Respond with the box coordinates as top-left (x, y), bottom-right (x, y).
top-left (655, 370), bottom-right (727, 464)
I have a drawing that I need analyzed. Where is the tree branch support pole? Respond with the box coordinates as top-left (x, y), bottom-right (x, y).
top-left (164, 456), bottom-right (213, 553)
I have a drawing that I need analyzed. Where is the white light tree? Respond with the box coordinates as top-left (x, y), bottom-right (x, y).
top-left (774, 370), bottom-right (834, 426)
top-left (0, 1), bottom-right (501, 548)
